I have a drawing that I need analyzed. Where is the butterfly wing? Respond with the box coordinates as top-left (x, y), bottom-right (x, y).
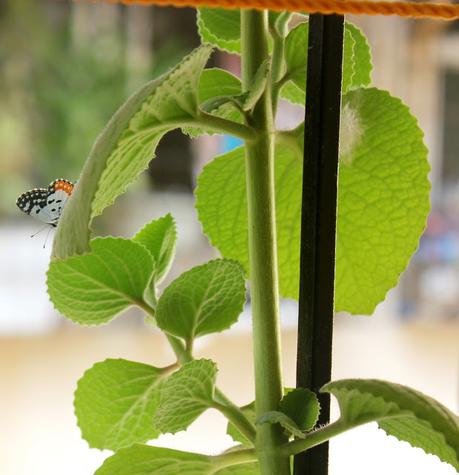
top-left (16, 179), bottom-right (74, 226)
top-left (16, 188), bottom-right (49, 221)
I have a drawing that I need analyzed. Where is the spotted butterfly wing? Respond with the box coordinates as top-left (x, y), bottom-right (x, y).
top-left (16, 179), bottom-right (74, 227)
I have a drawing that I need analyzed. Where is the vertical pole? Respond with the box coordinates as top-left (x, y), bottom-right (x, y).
top-left (294, 13), bottom-right (344, 475)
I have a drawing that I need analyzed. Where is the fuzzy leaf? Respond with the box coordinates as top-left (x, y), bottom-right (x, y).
top-left (196, 88), bottom-right (430, 314)
top-left (280, 388), bottom-right (320, 432)
top-left (154, 359), bottom-right (217, 434)
top-left (335, 88), bottom-right (430, 313)
top-left (47, 237), bottom-right (154, 325)
top-left (281, 21), bottom-right (372, 104)
top-left (257, 411), bottom-right (305, 439)
top-left (95, 444), bottom-right (258, 475)
top-left (195, 145), bottom-right (302, 302)
top-left (52, 45), bottom-right (212, 259)
top-left (186, 68), bottom-right (244, 138)
top-left (197, 8), bottom-right (241, 53)
top-left (156, 259), bottom-right (246, 341)
top-left (95, 445), bottom-right (212, 475)
top-left (346, 23), bottom-right (372, 89)
top-left (74, 359), bottom-right (167, 450)
top-left (323, 379), bottom-right (459, 471)
top-left (133, 214), bottom-right (177, 283)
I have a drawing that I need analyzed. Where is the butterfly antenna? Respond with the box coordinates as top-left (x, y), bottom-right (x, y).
top-left (30, 225), bottom-right (48, 238)
top-left (43, 226), bottom-right (53, 249)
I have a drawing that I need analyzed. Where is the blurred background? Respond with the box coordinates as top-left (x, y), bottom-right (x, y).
top-left (0, 1), bottom-right (458, 474)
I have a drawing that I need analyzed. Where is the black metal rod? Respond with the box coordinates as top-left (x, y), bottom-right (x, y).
top-left (294, 13), bottom-right (344, 475)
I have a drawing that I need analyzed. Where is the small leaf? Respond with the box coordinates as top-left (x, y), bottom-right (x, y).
top-left (47, 237), bottom-right (154, 325)
top-left (257, 411), bottom-right (306, 439)
top-left (280, 388), bottom-right (320, 432)
top-left (52, 45), bottom-right (212, 259)
top-left (74, 359), bottom-right (167, 450)
top-left (156, 259), bottom-right (246, 341)
top-left (95, 445), bottom-right (212, 475)
top-left (281, 21), bottom-right (372, 104)
top-left (323, 379), bottom-right (459, 471)
top-left (199, 68), bottom-right (242, 104)
top-left (342, 28), bottom-right (355, 93)
top-left (94, 444), bottom-right (258, 475)
top-left (346, 23), bottom-right (372, 89)
top-left (133, 213), bottom-right (177, 283)
top-left (186, 68), bottom-right (244, 138)
top-left (227, 402), bottom-right (255, 446)
top-left (197, 8), bottom-right (241, 53)
top-left (243, 60), bottom-right (270, 111)
top-left (154, 359), bottom-right (217, 434)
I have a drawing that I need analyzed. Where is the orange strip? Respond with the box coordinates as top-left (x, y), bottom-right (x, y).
top-left (96, 0), bottom-right (459, 20)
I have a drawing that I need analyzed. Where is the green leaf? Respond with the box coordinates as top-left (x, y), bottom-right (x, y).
top-left (280, 388), bottom-right (320, 432)
top-left (199, 68), bottom-right (241, 104)
top-left (95, 444), bottom-right (258, 475)
top-left (342, 28), bottom-right (355, 94)
top-left (323, 379), bottom-right (459, 471)
top-left (257, 411), bottom-right (305, 439)
top-left (95, 445), bottom-right (212, 475)
top-left (47, 237), bottom-right (154, 325)
top-left (186, 68), bottom-right (244, 138)
top-left (156, 259), bottom-right (246, 341)
top-left (346, 23), bottom-right (372, 89)
top-left (74, 359), bottom-right (167, 450)
top-left (335, 88), bottom-right (430, 313)
top-left (133, 213), bottom-right (177, 283)
top-left (154, 359), bottom-right (217, 434)
top-left (196, 145), bottom-right (302, 302)
top-left (217, 463), bottom-right (259, 474)
top-left (281, 21), bottom-right (372, 104)
top-left (227, 402), bottom-right (255, 447)
top-left (197, 8), bottom-right (241, 53)
top-left (243, 60), bottom-right (270, 111)
top-left (197, 88), bottom-right (430, 314)
top-left (52, 45), bottom-right (212, 259)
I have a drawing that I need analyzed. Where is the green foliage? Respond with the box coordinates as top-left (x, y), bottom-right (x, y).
top-left (335, 88), bottom-right (430, 313)
top-left (47, 237), bottom-right (154, 325)
top-left (323, 379), bottom-right (459, 471)
top-left (197, 8), bottom-right (241, 53)
top-left (281, 21), bottom-right (372, 105)
top-left (156, 259), bottom-right (246, 341)
top-left (195, 145), bottom-right (302, 300)
top-left (96, 445), bottom-right (211, 475)
top-left (254, 388), bottom-right (320, 440)
top-left (257, 411), bottom-right (306, 439)
top-left (52, 45), bottom-right (213, 259)
top-left (133, 213), bottom-right (177, 284)
top-left (42, 8), bottom-right (459, 475)
top-left (196, 88), bottom-right (430, 314)
top-left (279, 388), bottom-right (320, 432)
top-left (95, 445), bottom-right (258, 475)
top-left (154, 359), bottom-right (217, 434)
top-left (74, 359), bottom-right (166, 450)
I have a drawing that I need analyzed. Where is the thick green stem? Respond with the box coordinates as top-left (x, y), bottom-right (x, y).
top-left (241, 10), bottom-right (290, 475)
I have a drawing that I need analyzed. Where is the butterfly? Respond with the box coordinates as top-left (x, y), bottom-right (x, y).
top-left (16, 179), bottom-right (74, 228)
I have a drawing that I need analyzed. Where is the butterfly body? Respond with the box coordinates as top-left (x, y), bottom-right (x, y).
top-left (16, 179), bottom-right (74, 227)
